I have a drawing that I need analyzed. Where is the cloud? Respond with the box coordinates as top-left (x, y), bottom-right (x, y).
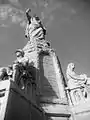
top-left (0, 5), bottom-right (26, 27)
top-left (0, 1), bottom-right (77, 28)
top-left (45, 15), bottom-right (54, 27)
top-left (9, 0), bottom-right (19, 3)
top-left (11, 15), bottom-right (22, 23)
top-left (0, 6), bottom-right (9, 20)
top-left (20, 20), bottom-right (26, 27)
top-left (0, 24), bottom-right (8, 27)
top-left (40, 1), bottom-right (62, 28)
top-left (41, 2), bottom-right (61, 20)
top-left (32, 1), bottom-right (38, 8)
top-left (8, 0), bottom-right (22, 7)
top-left (40, 0), bottom-right (77, 28)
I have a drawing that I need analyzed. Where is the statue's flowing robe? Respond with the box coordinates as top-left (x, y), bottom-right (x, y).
top-left (25, 17), bottom-right (46, 41)
top-left (66, 69), bottom-right (86, 89)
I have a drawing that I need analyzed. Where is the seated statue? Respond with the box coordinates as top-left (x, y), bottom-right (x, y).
top-left (66, 63), bottom-right (87, 105)
top-left (25, 8), bottom-right (46, 41)
top-left (66, 63), bottom-right (87, 89)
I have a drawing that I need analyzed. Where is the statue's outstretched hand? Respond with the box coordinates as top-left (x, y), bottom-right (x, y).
top-left (26, 8), bottom-right (31, 14)
top-left (80, 74), bottom-right (87, 79)
top-left (80, 74), bottom-right (87, 83)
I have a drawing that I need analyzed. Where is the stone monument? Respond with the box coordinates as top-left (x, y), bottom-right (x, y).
top-left (0, 8), bottom-right (72, 120)
top-left (23, 8), bottom-right (71, 120)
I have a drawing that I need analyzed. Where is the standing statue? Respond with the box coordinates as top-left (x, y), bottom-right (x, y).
top-left (25, 8), bottom-right (46, 41)
top-left (66, 63), bottom-right (87, 105)
top-left (13, 49), bottom-right (29, 88)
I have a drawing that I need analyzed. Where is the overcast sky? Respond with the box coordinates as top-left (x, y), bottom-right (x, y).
top-left (0, 0), bottom-right (90, 78)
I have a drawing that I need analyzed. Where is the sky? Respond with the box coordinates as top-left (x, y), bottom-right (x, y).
top-left (0, 0), bottom-right (90, 78)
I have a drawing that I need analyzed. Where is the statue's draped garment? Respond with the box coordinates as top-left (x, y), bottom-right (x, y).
top-left (66, 63), bottom-right (87, 89)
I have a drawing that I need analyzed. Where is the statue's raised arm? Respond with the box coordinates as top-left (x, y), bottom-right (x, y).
top-left (26, 8), bottom-right (31, 24)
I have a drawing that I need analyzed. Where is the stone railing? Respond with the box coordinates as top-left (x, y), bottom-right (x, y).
top-left (65, 84), bottom-right (88, 106)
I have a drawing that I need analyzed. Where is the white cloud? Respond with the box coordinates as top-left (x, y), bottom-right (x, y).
top-left (41, 2), bottom-right (62, 20)
top-left (0, 6), bottom-right (9, 20)
top-left (9, 0), bottom-right (19, 3)
top-left (0, 5), bottom-right (26, 27)
top-left (32, 1), bottom-right (37, 7)
top-left (11, 15), bottom-right (21, 23)
top-left (20, 21), bottom-right (26, 27)
top-left (8, 0), bottom-right (21, 7)
top-left (46, 15), bottom-right (54, 27)
top-left (0, 24), bottom-right (8, 27)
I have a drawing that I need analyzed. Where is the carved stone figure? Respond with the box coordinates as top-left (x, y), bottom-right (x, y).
top-left (0, 67), bottom-right (8, 80)
top-left (66, 63), bottom-right (87, 89)
top-left (7, 65), bottom-right (13, 79)
top-left (20, 66), bottom-right (36, 91)
top-left (13, 49), bottom-right (29, 87)
top-left (25, 8), bottom-right (46, 41)
top-left (26, 8), bottom-right (31, 24)
top-left (86, 77), bottom-right (90, 85)
top-left (66, 63), bottom-right (87, 105)
top-left (23, 8), bottom-right (51, 54)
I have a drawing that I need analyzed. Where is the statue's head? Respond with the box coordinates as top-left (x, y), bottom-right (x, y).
top-left (15, 49), bottom-right (24, 58)
top-left (67, 63), bottom-right (75, 71)
top-left (33, 15), bottom-right (41, 23)
top-left (8, 65), bottom-right (13, 70)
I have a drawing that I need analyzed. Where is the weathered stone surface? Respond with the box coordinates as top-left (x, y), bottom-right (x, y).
top-left (41, 104), bottom-right (71, 120)
top-left (0, 80), bottom-right (46, 120)
top-left (75, 113), bottom-right (90, 120)
top-left (0, 80), bottom-right (10, 120)
top-left (66, 63), bottom-right (88, 106)
top-left (0, 10), bottom-right (71, 120)
top-left (39, 54), bottom-right (60, 99)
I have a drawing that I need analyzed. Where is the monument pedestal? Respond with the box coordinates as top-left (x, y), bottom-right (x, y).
top-left (0, 80), bottom-right (46, 120)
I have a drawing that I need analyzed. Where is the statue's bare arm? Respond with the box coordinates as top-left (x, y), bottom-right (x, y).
top-left (26, 8), bottom-right (31, 24)
top-left (68, 71), bottom-right (86, 81)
